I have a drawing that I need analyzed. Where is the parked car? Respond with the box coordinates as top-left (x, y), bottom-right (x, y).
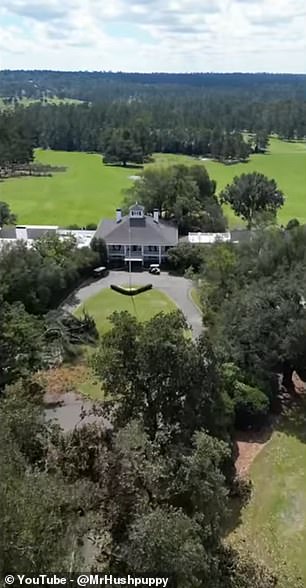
top-left (93, 266), bottom-right (108, 278)
top-left (149, 264), bottom-right (160, 275)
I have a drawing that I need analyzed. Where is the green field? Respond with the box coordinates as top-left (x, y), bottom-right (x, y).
top-left (75, 286), bottom-right (176, 333)
top-left (230, 407), bottom-right (306, 586)
top-left (0, 149), bottom-right (134, 225)
top-left (154, 139), bottom-right (306, 227)
top-left (0, 137), bottom-right (305, 226)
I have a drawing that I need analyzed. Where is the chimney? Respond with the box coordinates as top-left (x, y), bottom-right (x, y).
top-left (153, 209), bottom-right (159, 223)
top-left (16, 225), bottom-right (28, 240)
top-left (116, 208), bottom-right (122, 223)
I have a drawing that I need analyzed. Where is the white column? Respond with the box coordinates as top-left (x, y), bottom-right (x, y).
top-left (159, 246), bottom-right (161, 264)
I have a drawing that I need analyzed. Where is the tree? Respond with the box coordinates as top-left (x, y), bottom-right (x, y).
top-left (0, 302), bottom-right (45, 390)
top-left (124, 164), bottom-right (226, 234)
top-left (0, 201), bottom-right (16, 227)
top-left (214, 273), bottom-right (306, 396)
top-left (220, 173), bottom-right (284, 230)
top-left (221, 364), bottom-right (269, 430)
top-left (0, 383), bottom-right (89, 574)
top-left (0, 236), bottom-right (98, 314)
top-left (286, 218), bottom-right (300, 231)
top-left (91, 236), bottom-right (108, 265)
top-left (48, 420), bottom-right (276, 586)
top-left (92, 310), bottom-right (232, 447)
top-left (103, 129), bottom-right (146, 167)
top-left (167, 242), bottom-right (205, 274)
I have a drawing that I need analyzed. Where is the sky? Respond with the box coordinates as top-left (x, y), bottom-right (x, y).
top-left (0, 0), bottom-right (305, 73)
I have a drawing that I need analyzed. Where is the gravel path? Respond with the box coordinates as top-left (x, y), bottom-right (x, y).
top-left (46, 271), bottom-right (202, 431)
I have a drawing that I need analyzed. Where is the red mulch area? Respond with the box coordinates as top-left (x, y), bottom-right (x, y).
top-left (235, 426), bottom-right (273, 478)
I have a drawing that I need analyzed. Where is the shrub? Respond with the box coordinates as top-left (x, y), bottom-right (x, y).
top-left (110, 284), bottom-right (152, 296)
top-left (65, 224), bottom-right (82, 230)
top-left (286, 218), bottom-right (300, 231)
top-left (168, 243), bottom-right (205, 274)
top-left (233, 382), bottom-right (270, 430)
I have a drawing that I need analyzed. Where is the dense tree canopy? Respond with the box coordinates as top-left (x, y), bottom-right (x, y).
top-left (103, 128), bottom-right (150, 166)
top-left (91, 310), bottom-right (232, 448)
top-left (197, 225), bottom-right (306, 416)
top-left (0, 111), bottom-right (34, 173)
top-left (220, 173), bottom-right (285, 229)
top-left (124, 164), bottom-right (226, 234)
top-left (0, 234), bottom-right (99, 314)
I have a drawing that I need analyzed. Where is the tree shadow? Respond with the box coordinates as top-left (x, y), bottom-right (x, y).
top-left (103, 162), bottom-right (144, 169)
top-left (276, 395), bottom-right (306, 444)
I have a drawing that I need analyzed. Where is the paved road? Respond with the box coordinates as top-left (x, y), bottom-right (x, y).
top-left (66, 270), bottom-right (203, 338)
top-left (47, 271), bottom-right (202, 431)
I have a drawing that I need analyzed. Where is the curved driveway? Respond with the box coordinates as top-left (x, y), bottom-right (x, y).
top-left (67, 270), bottom-right (203, 338)
top-left (46, 271), bottom-right (202, 431)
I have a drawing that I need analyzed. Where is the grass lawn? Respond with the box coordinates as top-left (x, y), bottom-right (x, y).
top-left (75, 286), bottom-right (176, 334)
top-left (0, 137), bottom-right (305, 227)
top-left (229, 405), bottom-right (306, 586)
top-left (153, 138), bottom-right (306, 228)
top-left (0, 149), bottom-right (135, 225)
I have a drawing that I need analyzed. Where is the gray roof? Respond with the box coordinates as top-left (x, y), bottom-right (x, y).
top-left (129, 203), bottom-right (144, 212)
top-left (95, 215), bottom-right (178, 246)
top-left (26, 227), bottom-right (57, 239)
top-left (0, 227), bottom-right (17, 239)
top-left (0, 226), bottom-right (58, 240)
top-left (230, 229), bottom-right (252, 243)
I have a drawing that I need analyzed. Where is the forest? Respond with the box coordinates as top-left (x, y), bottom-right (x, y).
top-left (0, 71), bottom-right (305, 167)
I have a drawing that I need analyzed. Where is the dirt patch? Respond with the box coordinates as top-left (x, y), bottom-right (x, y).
top-left (235, 426), bottom-right (273, 477)
top-left (34, 365), bottom-right (89, 404)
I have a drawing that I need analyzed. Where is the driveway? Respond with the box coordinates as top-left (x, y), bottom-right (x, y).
top-left (66, 270), bottom-right (203, 338)
top-left (47, 271), bottom-right (202, 430)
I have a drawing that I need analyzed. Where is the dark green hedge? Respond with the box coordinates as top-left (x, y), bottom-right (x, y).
top-left (110, 284), bottom-right (152, 296)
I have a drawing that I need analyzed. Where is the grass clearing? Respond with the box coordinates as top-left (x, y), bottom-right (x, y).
top-left (153, 138), bottom-right (306, 228)
top-left (0, 138), bottom-right (305, 227)
top-left (75, 286), bottom-right (176, 334)
top-left (0, 149), bottom-right (134, 225)
top-left (229, 403), bottom-right (306, 586)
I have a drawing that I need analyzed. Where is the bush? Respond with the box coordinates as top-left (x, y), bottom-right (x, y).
top-left (85, 223), bottom-right (97, 230)
top-left (168, 243), bottom-right (205, 274)
top-left (233, 382), bottom-right (270, 430)
top-left (286, 218), bottom-right (300, 231)
top-left (65, 224), bottom-right (82, 230)
top-left (231, 477), bottom-right (253, 505)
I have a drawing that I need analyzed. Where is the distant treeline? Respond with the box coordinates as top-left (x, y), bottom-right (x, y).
top-left (1, 70), bottom-right (306, 100)
top-left (0, 71), bottom-right (305, 165)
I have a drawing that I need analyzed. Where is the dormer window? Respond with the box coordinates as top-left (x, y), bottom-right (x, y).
top-left (129, 203), bottom-right (144, 219)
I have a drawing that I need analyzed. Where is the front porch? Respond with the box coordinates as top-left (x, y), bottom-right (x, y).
top-left (108, 244), bottom-right (169, 266)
